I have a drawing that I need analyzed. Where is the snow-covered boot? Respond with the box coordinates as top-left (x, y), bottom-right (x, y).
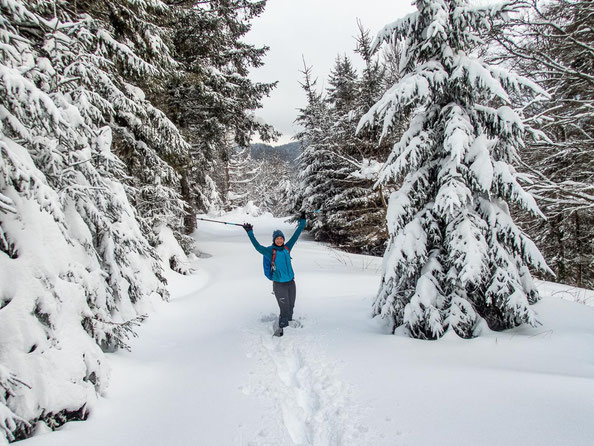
top-left (273, 320), bottom-right (284, 337)
top-left (288, 319), bottom-right (302, 328)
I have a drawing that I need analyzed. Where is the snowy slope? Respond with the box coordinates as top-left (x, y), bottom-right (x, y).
top-left (22, 212), bottom-right (594, 446)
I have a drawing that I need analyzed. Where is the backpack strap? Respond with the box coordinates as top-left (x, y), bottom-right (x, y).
top-left (271, 248), bottom-right (277, 273)
top-left (271, 246), bottom-right (290, 273)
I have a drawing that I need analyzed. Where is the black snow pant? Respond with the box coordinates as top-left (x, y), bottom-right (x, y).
top-left (273, 279), bottom-right (296, 328)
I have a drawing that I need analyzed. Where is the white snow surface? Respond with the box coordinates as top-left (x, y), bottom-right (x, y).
top-left (21, 212), bottom-right (594, 446)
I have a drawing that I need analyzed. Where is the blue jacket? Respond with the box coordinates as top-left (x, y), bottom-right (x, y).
top-left (248, 219), bottom-right (306, 282)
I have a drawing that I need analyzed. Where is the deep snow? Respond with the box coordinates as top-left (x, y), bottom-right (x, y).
top-left (22, 212), bottom-right (594, 446)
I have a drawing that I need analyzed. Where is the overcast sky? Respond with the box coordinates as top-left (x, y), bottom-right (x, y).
top-left (245, 0), bottom-right (416, 146)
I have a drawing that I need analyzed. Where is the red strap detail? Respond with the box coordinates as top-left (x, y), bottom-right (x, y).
top-left (272, 246), bottom-right (289, 267)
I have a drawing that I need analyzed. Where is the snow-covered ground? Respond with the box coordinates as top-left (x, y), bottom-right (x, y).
top-left (22, 212), bottom-right (594, 446)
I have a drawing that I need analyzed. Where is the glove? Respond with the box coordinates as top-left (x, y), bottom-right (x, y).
top-left (299, 211), bottom-right (306, 220)
top-left (243, 223), bottom-right (253, 233)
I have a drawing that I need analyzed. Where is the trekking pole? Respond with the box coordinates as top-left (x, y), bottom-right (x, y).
top-left (196, 217), bottom-right (245, 227)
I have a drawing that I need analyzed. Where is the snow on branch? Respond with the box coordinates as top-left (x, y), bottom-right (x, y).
top-left (451, 53), bottom-right (511, 103)
top-left (357, 62), bottom-right (447, 137)
top-left (371, 11), bottom-right (419, 53)
top-left (0, 365), bottom-right (31, 442)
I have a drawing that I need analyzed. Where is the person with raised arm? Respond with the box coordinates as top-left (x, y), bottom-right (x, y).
top-left (243, 213), bottom-right (307, 337)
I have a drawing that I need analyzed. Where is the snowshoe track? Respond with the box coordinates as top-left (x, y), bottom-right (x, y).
top-left (246, 315), bottom-right (366, 446)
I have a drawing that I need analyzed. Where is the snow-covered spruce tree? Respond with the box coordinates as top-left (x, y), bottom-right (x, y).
top-left (358, 0), bottom-right (551, 338)
top-left (294, 62), bottom-right (336, 239)
top-left (164, 0), bottom-right (278, 217)
top-left (295, 27), bottom-right (397, 254)
top-left (1, 0), bottom-right (170, 440)
top-left (23, 0), bottom-right (194, 264)
top-left (54, 0), bottom-right (194, 256)
top-left (319, 55), bottom-right (367, 247)
top-left (494, 0), bottom-right (594, 289)
top-left (295, 56), bottom-right (384, 252)
top-left (327, 55), bottom-right (358, 115)
top-left (321, 27), bottom-right (395, 255)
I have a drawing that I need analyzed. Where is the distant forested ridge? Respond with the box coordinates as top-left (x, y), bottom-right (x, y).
top-left (250, 142), bottom-right (301, 164)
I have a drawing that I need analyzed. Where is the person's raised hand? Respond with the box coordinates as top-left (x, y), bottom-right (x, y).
top-left (243, 223), bottom-right (253, 232)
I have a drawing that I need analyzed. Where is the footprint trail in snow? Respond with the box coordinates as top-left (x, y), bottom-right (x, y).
top-left (244, 315), bottom-right (369, 446)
